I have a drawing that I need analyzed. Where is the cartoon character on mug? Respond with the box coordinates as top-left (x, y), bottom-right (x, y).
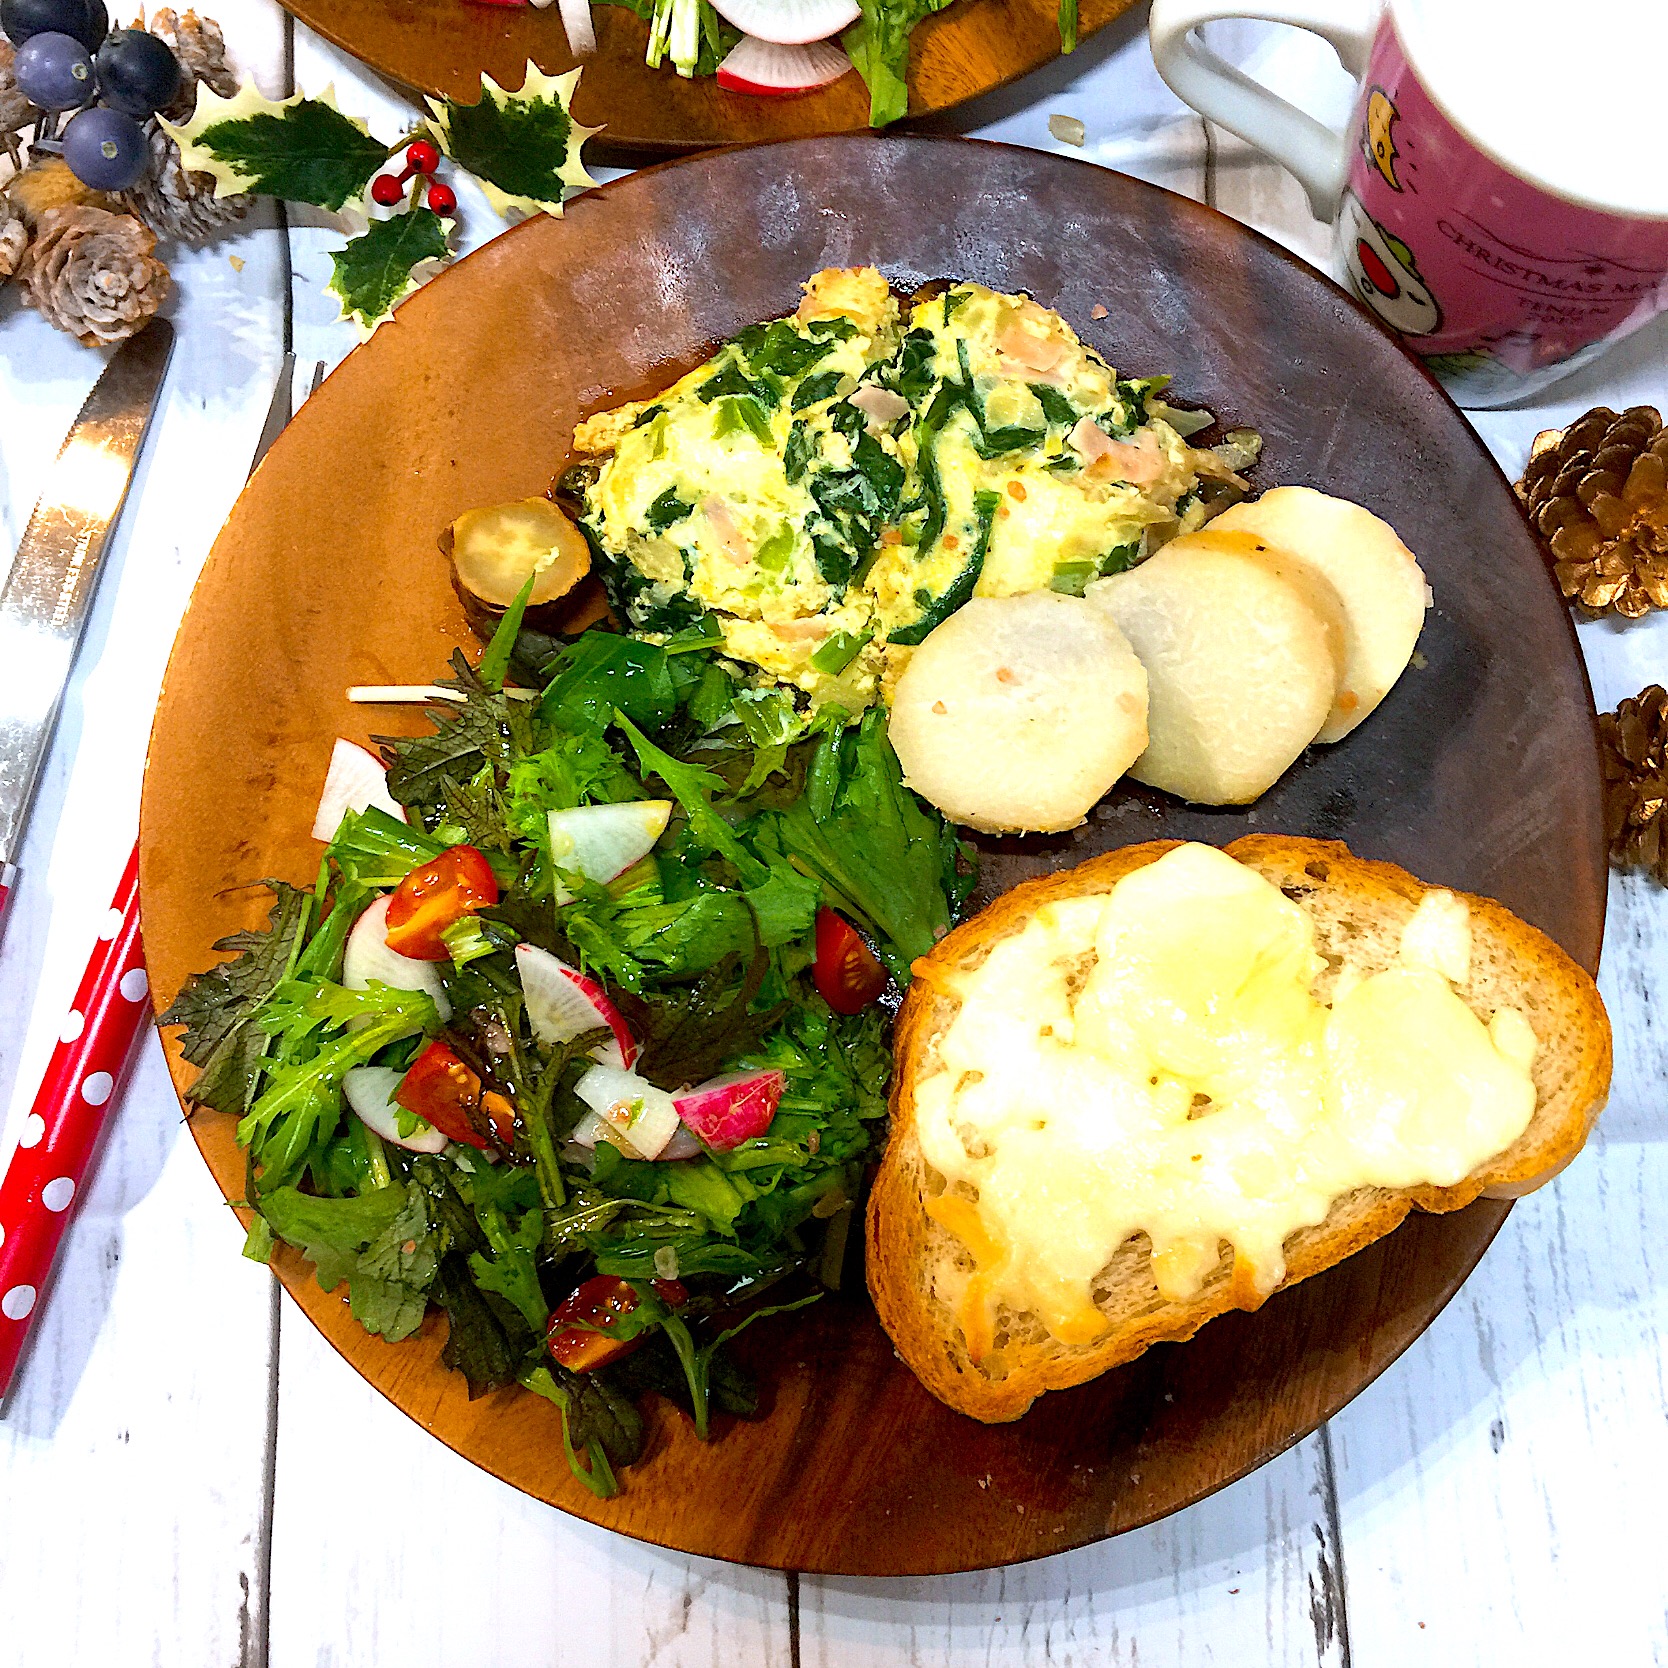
top-left (1364, 87), bottom-right (1401, 191)
top-left (1337, 190), bottom-right (1443, 337)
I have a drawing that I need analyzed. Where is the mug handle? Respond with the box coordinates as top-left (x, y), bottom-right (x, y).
top-left (1149, 0), bottom-right (1382, 221)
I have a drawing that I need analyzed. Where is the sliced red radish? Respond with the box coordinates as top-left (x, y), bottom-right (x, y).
top-left (515, 943), bottom-right (637, 1065)
top-left (343, 897), bottom-right (452, 1020)
top-left (311, 738), bottom-right (406, 842)
top-left (554, 0), bottom-right (595, 51)
top-left (343, 1066), bottom-right (449, 1154)
top-left (574, 1063), bottom-right (680, 1160)
top-left (716, 35), bottom-right (852, 94)
top-left (547, 800), bottom-right (671, 889)
top-left (660, 1124), bottom-right (705, 1161)
top-left (673, 1068), bottom-right (785, 1151)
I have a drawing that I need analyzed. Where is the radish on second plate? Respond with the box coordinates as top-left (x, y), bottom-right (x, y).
top-left (312, 738), bottom-right (406, 842)
top-left (515, 943), bottom-right (637, 1064)
top-left (709, 0), bottom-right (857, 45)
top-left (343, 896), bottom-right (452, 1020)
top-left (716, 35), bottom-right (853, 93)
top-left (343, 1066), bottom-right (449, 1154)
top-left (547, 800), bottom-right (671, 889)
top-left (574, 1063), bottom-right (681, 1160)
top-left (674, 1069), bottom-right (785, 1150)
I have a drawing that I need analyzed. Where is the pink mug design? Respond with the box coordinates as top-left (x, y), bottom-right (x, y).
top-left (1150, 0), bottom-right (1668, 407)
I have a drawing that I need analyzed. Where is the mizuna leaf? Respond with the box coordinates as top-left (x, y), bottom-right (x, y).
top-left (326, 206), bottom-right (453, 338)
top-left (162, 79), bottom-right (389, 210)
top-left (427, 62), bottom-right (599, 220)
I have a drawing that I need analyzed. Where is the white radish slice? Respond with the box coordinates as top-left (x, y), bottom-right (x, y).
top-left (556, 0), bottom-right (596, 53)
top-left (311, 738), bottom-right (406, 842)
top-left (515, 943), bottom-right (637, 1065)
top-left (343, 1066), bottom-right (448, 1154)
top-left (716, 34), bottom-right (853, 92)
top-left (887, 592), bottom-right (1149, 834)
top-left (547, 800), bottom-right (671, 887)
top-left (660, 1124), bottom-right (705, 1161)
top-left (1211, 487), bottom-right (1429, 743)
top-left (674, 1069), bottom-right (785, 1151)
top-left (1087, 531), bottom-right (1340, 805)
top-left (343, 897), bottom-right (452, 1021)
top-left (574, 1063), bottom-right (680, 1161)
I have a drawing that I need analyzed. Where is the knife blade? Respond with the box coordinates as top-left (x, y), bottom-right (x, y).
top-left (0, 318), bottom-right (175, 916)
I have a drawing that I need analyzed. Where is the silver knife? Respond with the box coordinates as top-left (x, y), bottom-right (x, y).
top-left (0, 318), bottom-right (175, 921)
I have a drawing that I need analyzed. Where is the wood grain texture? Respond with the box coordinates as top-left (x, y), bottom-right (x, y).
top-left (277, 0), bottom-right (1138, 156)
top-left (798, 1435), bottom-right (1349, 1667)
top-left (138, 135), bottom-right (1602, 1576)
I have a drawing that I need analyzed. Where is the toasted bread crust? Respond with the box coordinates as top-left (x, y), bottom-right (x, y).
top-left (867, 837), bottom-right (1612, 1423)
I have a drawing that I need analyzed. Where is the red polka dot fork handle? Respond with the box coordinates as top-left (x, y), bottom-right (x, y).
top-left (0, 840), bottom-right (148, 1399)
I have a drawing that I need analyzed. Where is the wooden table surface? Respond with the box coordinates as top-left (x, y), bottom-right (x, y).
top-left (2, 7), bottom-right (1664, 1663)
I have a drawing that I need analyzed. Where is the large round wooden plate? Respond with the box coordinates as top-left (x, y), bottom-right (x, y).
top-left (280, 0), bottom-right (1137, 157)
top-left (141, 136), bottom-right (1605, 1576)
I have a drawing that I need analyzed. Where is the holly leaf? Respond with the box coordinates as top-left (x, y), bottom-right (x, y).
top-left (326, 206), bottom-right (453, 338)
top-left (427, 62), bottom-right (599, 220)
top-left (163, 79), bottom-right (389, 211)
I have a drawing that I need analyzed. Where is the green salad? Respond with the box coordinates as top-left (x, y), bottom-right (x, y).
top-left (162, 596), bottom-right (973, 1496)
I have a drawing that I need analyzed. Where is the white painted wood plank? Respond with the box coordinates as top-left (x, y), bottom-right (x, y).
top-left (265, 1307), bottom-right (794, 1668)
top-left (0, 4), bottom-right (293, 1661)
top-left (799, 1435), bottom-right (1347, 1668)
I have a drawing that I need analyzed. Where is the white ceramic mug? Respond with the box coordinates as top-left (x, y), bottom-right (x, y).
top-left (1150, 0), bottom-right (1668, 405)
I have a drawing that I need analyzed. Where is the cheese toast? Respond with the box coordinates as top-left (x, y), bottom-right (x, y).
top-left (867, 836), bottom-right (1612, 1422)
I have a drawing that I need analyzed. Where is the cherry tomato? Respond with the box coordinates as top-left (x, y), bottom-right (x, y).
top-left (813, 907), bottom-right (886, 1015)
top-left (547, 1275), bottom-right (642, 1372)
top-left (650, 1278), bottom-right (688, 1308)
top-left (482, 1088), bottom-right (517, 1145)
top-left (384, 845), bottom-right (499, 960)
top-left (395, 1040), bottom-right (491, 1149)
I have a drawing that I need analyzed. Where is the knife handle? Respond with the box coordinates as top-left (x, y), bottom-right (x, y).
top-left (0, 842), bottom-right (147, 1399)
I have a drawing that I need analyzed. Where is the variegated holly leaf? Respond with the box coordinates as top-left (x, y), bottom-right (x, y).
top-left (327, 206), bottom-right (453, 338)
top-left (162, 79), bottom-right (389, 212)
top-left (426, 62), bottom-right (599, 220)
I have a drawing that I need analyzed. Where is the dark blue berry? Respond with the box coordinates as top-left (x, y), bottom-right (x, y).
top-left (62, 103), bottom-right (146, 191)
top-left (1, 0), bottom-right (103, 51)
top-left (93, 27), bottom-right (179, 117)
top-left (13, 29), bottom-right (93, 109)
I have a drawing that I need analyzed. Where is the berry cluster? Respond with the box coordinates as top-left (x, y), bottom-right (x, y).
top-left (369, 139), bottom-right (456, 217)
top-left (2, 0), bottom-right (180, 190)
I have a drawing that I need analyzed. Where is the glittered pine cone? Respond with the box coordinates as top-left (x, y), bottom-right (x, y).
top-left (18, 204), bottom-right (171, 347)
top-left (1598, 684), bottom-right (1668, 882)
top-left (0, 195), bottom-right (26, 279)
top-left (149, 8), bottom-right (239, 121)
top-left (1517, 405), bottom-right (1668, 619)
top-left (121, 120), bottom-right (248, 242)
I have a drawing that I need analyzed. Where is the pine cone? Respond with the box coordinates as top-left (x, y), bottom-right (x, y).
top-left (0, 196), bottom-right (27, 278)
top-left (121, 120), bottom-right (247, 242)
top-left (1599, 684), bottom-right (1668, 882)
top-left (7, 155), bottom-right (119, 229)
top-left (18, 204), bottom-right (170, 346)
top-left (1517, 405), bottom-right (1668, 619)
top-left (149, 9), bottom-right (238, 121)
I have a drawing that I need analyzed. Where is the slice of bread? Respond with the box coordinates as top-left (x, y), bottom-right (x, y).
top-left (867, 836), bottom-right (1612, 1423)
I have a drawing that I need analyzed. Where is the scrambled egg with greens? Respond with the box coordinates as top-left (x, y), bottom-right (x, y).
top-left (576, 268), bottom-right (1231, 709)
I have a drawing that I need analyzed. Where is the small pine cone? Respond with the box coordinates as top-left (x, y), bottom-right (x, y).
top-left (7, 155), bottom-right (119, 229)
top-left (1598, 684), bottom-right (1668, 882)
top-left (0, 40), bottom-right (37, 147)
top-left (121, 121), bottom-right (248, 242)
top-left (1516, 405), bottom-right (1668, 619)
top-left (18, 204), bottom-right (171, 347)
top-left (0, 198), bottom-right (27, 278)
top-left (149, 9), bottom-right (239, 121)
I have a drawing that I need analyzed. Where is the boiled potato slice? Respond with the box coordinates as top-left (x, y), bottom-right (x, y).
top-left (887, 592), bottom-right (1148, 833)
top-left (1088, 532), bottom-right (1340, 805)
top-left (1213, 486), bottom-right (1428, 742)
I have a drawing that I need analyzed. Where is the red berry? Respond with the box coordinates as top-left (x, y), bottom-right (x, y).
top-left (406, 138), bottom-right (440, 175)
top-left (369, 172), bottom-right (405, 207)
top-left (426, 180), bottom-right (457, 216)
